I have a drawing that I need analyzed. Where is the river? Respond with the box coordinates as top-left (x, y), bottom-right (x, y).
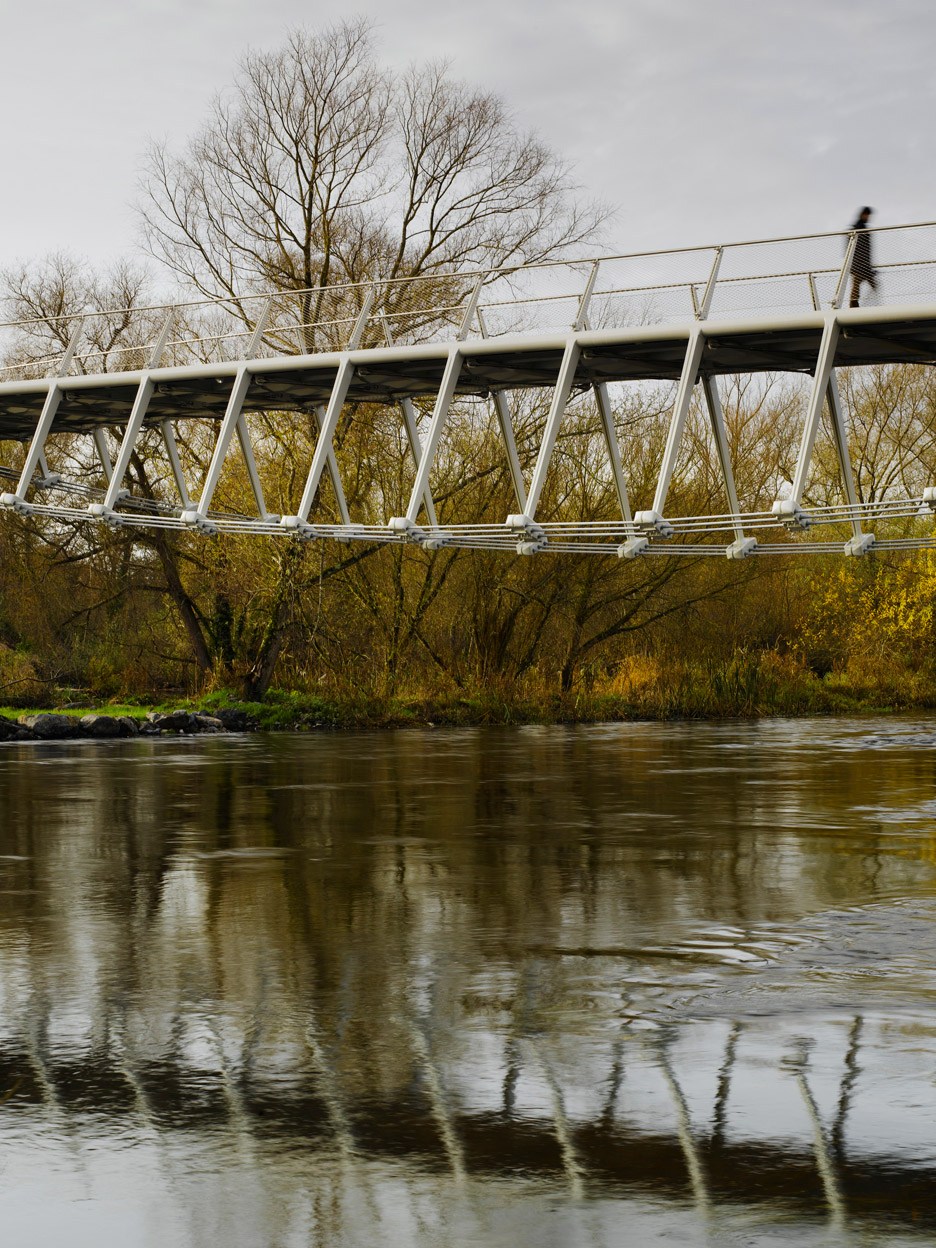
top-left (1, 717), bottom-right (935, 1246)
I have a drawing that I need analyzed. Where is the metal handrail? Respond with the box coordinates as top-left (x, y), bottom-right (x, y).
top-left (0, 220), bottom-right (934, 375)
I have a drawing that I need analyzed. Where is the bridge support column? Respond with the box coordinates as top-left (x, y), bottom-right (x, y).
top-left (594, 382), bottom-right (634, 529)
top-left (827, 376), bottom-right (874, 555)
top-left (522, 338), bottom-right (580, 523)
top-left (772, 316), bottom-right (873, 553)
top-left (1, 384), bottom-right (64, 514)
top-left (35, 450), bottom-right (61, 489)
top-left (387, 347), bottom-right (463, 545)
top-left (475, 307), bottom-right (528, 515)
top-left (85, 375), bottom-right (155, 525)
top-left (161, 420), bottom-right (194, 510)
top-left (493, 391), bottom-right (528, 514)
top-left (235, 411), bottom-right (279, 524)
top-left (280, 356), bottom-right (356, 540)
top-left (701, 376), bottom-right (757, 559)
top-left (182, 366), bottom-right (252, 535)
top-left (380, 317), bottom-right (440, 529)
top-left (1, 319), bottom-right (85, 514)
top-left (773, 315), bottom-right (837, 532)
top-left (636, 329), bottom-right (705, 538)
top-left (92, 428), bottom-right (114, 485)
top-left (281, 291), bottom-right (375, 539)
top-left (593, 381), bottom-right (650, 560)
top-left (505, 337), bottom-right (580, 551)
top-left (312, 405), bottom-right (353, 528)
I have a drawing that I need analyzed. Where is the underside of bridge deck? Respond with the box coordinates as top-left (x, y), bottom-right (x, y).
top-left (0, 310), bottom-right (934, 442)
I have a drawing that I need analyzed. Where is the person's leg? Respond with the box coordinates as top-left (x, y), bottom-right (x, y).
top-left (850, 274), bottom-right (861, 307)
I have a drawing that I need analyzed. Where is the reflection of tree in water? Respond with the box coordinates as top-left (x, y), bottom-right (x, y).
top-left (0, 729), bottom-right (934, 1241)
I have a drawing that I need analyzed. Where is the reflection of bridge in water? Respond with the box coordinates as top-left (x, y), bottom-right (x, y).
top-left (3, 722), bottom-right (936, 1240)
top-left (1, 999), bottom-right (934, 1233)
top-left (3, 223), bottom-right (936, 557)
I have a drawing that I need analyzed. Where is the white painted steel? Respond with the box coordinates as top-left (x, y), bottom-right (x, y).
top-left (50, 319), bottom-right (83, 378)
top-left (192, 365), bottom-right (252, 517)
top-left (697, 247), bottom-right (723, 321)
top-left (8, 385), bottom-right (63, 503)
top-left (294, 356), bottom-right (356, 524)
top-left (824, 376), bottom-right (865, 543)
top-left (161, 421), bottom-right (194, 510)
top-left (101, 376), bottom-right (155, 510)
top-left (381, 315), bottom-right (438, 527)
top-left (786, 316), bottom-right (841, 512)
top-left (92, 427), bottom-right (114, 485)
top-left (649, 329), bottom-right (705, 518)
top-left (593, 382), bottom-right (633, 527)
top-left (700, 375), bottom-right (750, 551)
top-left (4, 222), bottom-right (936, 556)
top-left (235, 413), bottom-right (274, 521)
top-left (402, 348), bottom-right (463, 526)
top-left (523, 338), bottom-right (581, 522)
top-left (492, 390), bottom-right (528, 514)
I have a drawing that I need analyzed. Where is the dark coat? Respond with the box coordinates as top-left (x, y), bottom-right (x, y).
top-left (851, 226), bottom-right (873, 281)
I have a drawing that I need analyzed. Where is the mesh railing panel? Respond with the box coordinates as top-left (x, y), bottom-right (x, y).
top-left (3, 224), bottom-right (936, 377)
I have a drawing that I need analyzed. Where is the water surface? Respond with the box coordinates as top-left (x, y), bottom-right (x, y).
top-left (1, 717), bottom-right (936, 1245)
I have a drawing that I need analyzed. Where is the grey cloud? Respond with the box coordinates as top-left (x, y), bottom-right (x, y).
top-left (0, 0), bottom-right (933, 271)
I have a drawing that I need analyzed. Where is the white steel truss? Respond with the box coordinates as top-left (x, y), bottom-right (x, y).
top-left (2, 223), bottom-right (936, 557)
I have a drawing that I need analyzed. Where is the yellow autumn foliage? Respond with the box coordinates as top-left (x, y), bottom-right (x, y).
top-left (797, 552), bottom-right (936, 672)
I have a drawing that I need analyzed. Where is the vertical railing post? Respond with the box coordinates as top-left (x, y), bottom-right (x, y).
top-left (833, 233), bottom-right (858, 309)
top-left (698, 247), bottom-right (723, 321)
top-left (573, 261), bottom-right (600, 332)
top-left (456, 275), bottom-right (484, 341)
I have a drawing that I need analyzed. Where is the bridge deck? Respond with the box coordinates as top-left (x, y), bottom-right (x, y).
top-left (0, 306), bottom-right (934, 440)
top-left (2, 222), bottom-right (936, 556)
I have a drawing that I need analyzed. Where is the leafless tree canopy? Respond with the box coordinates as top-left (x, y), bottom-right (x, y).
top-left (139, 20), bottom-right (607, 305)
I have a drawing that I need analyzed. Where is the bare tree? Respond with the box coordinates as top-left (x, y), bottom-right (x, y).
top-left (139, 20), bottom-right (606, 314)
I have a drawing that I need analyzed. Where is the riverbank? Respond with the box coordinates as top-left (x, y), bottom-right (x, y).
top-left (3, 654), bottom-right (936, 738)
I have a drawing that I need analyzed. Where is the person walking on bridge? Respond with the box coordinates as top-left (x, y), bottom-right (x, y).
top-left (849, 206), bottom-right (877, 307)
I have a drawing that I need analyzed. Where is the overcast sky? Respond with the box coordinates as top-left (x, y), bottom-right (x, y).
top-left (3, 0), bottom-right (933, 278)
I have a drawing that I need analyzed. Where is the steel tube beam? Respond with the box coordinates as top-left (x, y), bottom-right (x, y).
top-left (398, 399), bottom-right (438, 527)
top-left (49, 319), bottom-right (83, 379)
top-left (825, 377), bottom-right (863, 541)
top-left (92, 428), bottom-right (114, 485)
top-left (790, 317), bottom-right (840, 505)
top-left (235, 413), bottom-right (271, 519)
top-left (148, 311), bottom-right (176, 370)
top-left (314, 405), bottom-right (352, 527)
top-left (12, 385), bottom-right (63, 498)
top-left (102, 376), bottom-right (155, 509)
top-left (493, 391), bottom-right (528, 513)
top-left (573, 261), bottom-right (600, 332)
top-left (294, 356), bottom-right (356, 523)
top-left (194, 366), bottom-right (252, 516)
top-left (593, 381), bottom-right (633, 526)
top-left (161, 420), bottom-right (194, 509)
top-left (700, 376), bottom-right (748, 545)
top-left (523, 338), bottom-right (581, 521)
top-left (698, 247), bottom-right (724, 321)
top-left (456, 275), bottom-right (484, 341)
top-left (381, 316), bottom-right (439, 526)
top-left (650, 330), bottom-right (705, 517)
top-left (404, 349), bottom-right (463, 524)
top-left (36, 449), bottom-right (58, 485)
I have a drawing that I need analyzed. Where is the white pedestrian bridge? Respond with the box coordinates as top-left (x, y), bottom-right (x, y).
top-left (2, 221), bottom-right (936, 557)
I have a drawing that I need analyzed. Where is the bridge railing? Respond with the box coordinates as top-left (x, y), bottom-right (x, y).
top-left (2, 221), bottom-right (936, 381)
